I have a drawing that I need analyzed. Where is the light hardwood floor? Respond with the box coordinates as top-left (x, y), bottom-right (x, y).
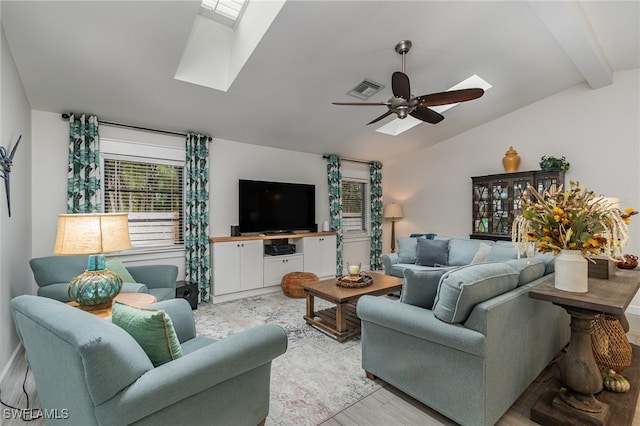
top-left (3, 335), bottom-right (640, 425)
top-left (321, 332), bottom-right (640, 426)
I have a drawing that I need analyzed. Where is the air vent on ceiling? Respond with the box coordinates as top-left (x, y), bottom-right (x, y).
top-left (347, 79), bottom-right (385, 100)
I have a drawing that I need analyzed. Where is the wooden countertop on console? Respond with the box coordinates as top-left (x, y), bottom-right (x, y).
top-left (209, 231), bottom-right (337, 243)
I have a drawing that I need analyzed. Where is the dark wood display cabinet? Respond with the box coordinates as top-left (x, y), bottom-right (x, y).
top-left (471, 170), bottom-right (564, 241)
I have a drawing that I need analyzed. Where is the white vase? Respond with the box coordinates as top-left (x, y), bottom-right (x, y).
top-left (554, 249), bottom-right (588, 293)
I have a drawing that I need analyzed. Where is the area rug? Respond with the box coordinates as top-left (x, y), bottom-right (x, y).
top-left (193, 291), bottom-right (383, 426)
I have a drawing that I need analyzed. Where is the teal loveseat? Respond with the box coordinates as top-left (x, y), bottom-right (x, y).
top-left (30, 255), bottom-right (178, 302)
top-left (358, 260), bottom-right (570, 426)
top-left (11, 295), bottom-right (288, 425)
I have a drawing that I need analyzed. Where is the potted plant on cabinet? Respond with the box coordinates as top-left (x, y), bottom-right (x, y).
top-left (539, 155), bottom-right (570, 172)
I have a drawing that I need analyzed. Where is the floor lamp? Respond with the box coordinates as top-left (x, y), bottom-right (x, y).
top-left (384, 203), bottom-right (404, 253)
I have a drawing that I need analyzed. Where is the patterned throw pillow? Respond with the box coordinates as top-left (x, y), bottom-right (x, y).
top-left (112, 301), bottom-right (182, 367)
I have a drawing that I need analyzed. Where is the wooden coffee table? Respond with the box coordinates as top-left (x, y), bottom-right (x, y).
top-left (67, 292), bottom-right (158, 318)
top-left (302, 272), bottom-right (403, 342)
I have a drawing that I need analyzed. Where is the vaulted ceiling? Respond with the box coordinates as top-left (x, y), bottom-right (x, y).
top-left (2, 1), bottom-right (638, 161)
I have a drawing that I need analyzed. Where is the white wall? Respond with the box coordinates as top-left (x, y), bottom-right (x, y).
top-left (210, 138), bottom-right (330, 237)
top-left (383, 69), bottom-right (640, 310)
top-left (0, 24), bottom-right (32, 378)
top-left (31, 111), bottom-right (187, 278)
top-left (30, 115), bottom-right (344, 279)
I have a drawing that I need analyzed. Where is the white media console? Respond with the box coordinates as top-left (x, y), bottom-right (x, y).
top-left (209, 232), bottom-right (337, 302)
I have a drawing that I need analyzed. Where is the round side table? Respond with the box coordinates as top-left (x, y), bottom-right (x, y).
top-left (67, 292), bottom-right (158, 318)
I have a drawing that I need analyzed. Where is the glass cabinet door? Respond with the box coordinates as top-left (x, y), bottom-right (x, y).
top-left (491, 182), bottom-right (509, 234)
top-left (470, 170), bottom-right (563, 241)
top-left (511, 177), bottom-right (531, 220)
top-left (535, 171), bottom-right (564, 194)
top-left (473, 183), bottom-right (490, 233)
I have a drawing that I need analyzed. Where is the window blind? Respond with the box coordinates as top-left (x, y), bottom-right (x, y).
top-left (342, 180), bottom-right (369, 233)
top-left (103, 158), bottom-right (184, 247)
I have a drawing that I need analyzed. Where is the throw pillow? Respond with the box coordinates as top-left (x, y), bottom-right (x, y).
top-left (397, 237), bottom-right (422, 264)
top-left (112, 301), bottom-right (182, 367)
top-left (415, 238), bottom-right (449, 267)
top-left (432, 263), bottom-right (519, 323)
top-left (471, 242), bottom-right (493, 264)
top-left (534, 251), bottom-right (556, 274)
top-left (505, 258), bottom-right (547, 286)
top-left (448, 239), bottom-right (492, 266)
top-left (409, 233), bottom-right (437, 239)
top-left (484, 242), bottom-right (519, 262)
top-left (401, 268), bottom-right (451, 309)
top-left (106, 258), bottom-right (137, 283)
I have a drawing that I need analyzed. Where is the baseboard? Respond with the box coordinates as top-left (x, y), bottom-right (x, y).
top-left (211, 285), bottom-right (282, 304)
top-left (0, 344), bottom-right (23, 389)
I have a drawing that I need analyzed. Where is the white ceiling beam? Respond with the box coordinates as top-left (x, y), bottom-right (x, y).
top-left (528, 0), bottom-right (612, 89)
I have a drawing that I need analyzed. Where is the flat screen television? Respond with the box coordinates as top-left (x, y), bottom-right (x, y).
top-left (239, 179), bottom-right (316, 234)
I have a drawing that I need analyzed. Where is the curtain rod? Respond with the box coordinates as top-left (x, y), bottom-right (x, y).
top-left (322, 154), bottom-right (375, 165)
top-left (61, 113), bottom-right (212, 141)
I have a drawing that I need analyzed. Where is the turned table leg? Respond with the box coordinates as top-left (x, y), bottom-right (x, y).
top-left (558, 307), bottom-right (606, 413)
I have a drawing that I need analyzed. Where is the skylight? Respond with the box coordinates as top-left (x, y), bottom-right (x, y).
top-left (201, 0), bottom-right (248, 28)
top-left (376, 74), bottom-right (493, 136)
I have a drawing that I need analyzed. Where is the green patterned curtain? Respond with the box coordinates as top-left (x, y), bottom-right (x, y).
top-left (185, 132), bottom-right (211, 303)
top-left (67, 114), bottom-right (101, 213)
top-left (326, 154), bottom-right (343, 276)
top-left (369, 161), bottom-right (383, 270)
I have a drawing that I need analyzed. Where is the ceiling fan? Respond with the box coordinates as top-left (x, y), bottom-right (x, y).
top-left (333, 40), bottom-right (485, 125)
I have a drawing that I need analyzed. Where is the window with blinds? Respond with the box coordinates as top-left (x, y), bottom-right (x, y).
top-left (103, 158), bottom-right (184, 248)
top-left (342, 179), bottom-right (369, 234)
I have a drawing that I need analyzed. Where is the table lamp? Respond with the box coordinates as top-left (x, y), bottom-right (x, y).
top-left (54, 213), bottom-right (132, 310)
top-left (384, 203), bottom-right (404, 253)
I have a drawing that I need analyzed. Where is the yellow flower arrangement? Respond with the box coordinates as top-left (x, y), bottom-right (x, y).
top-left (512, 181), bottom-right (637, 260)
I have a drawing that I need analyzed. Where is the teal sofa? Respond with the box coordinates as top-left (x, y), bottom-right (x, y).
top-left (358, 260), bottom-right (570, 426)
top-left (381, 235), bottom-right (545, 278)
top-left (30, 255), bottom-right (178, 302)
top-left (11, 295), bottom-right (287, 425)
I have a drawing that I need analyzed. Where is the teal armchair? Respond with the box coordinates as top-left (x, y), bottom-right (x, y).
top-left (11, 295), bottom-right (288, 425)
top-left (29, 256), bottom-right (178, 302)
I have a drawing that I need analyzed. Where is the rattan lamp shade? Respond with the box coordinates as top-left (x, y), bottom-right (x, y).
top-left (54, 213), bottom-right (132, 255)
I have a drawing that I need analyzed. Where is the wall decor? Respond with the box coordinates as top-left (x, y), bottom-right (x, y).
top-left (0, 135), bottom-right (21, 217)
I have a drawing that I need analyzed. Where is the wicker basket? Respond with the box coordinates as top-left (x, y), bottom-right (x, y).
top-left (591, 314), bottom-right (632, 373)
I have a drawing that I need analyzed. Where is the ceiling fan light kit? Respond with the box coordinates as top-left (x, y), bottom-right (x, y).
top-left (333, 40), bottom-right (485, 127)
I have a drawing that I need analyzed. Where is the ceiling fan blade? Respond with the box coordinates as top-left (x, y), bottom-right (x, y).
top-left (392, 72), bottom-right (410, 99)
top-left (417, 88), bottom-right (484, 107)
top-left (367, 110), bottom-right (394, 125)
top-left (410, 106), bottom-right (445, 124)
top-left (332, 102), bottom-right (390, 106)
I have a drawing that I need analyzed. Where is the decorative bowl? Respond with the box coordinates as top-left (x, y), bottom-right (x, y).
top-left (336, 273), bottom-right (373, 288)
top-left (617, 254), bottom-right (638, 270)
